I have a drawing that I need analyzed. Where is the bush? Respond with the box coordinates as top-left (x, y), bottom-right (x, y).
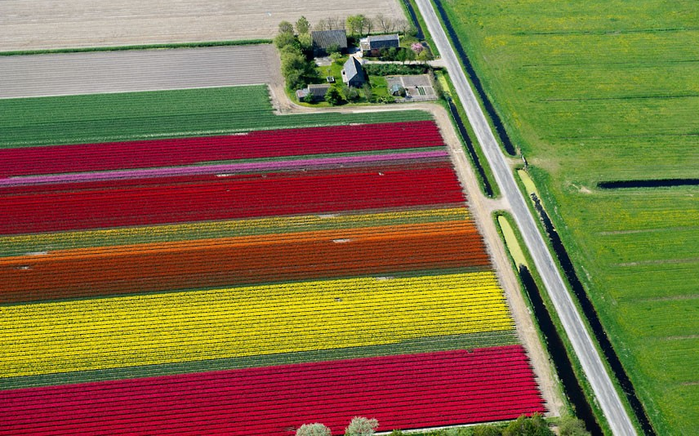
top-left (296, 423), bottom-right (332, 436)
top-left (558, 417), bottom-right (591, 436)
top-left (363, 63), bottom-right (430, 76)
top-left (345, 417), bottom-right (379, 436)
top-left (325, 87), bottom-right (344, 105)
top-left (326, 43), bottom-right (342, 55)
top-left (503, 414), bottom-right (554, 436)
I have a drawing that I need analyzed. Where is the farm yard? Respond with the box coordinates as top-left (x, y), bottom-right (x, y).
top-left (0, 0), bottom-right (406, 51)
top-left (438, 0), bottom-right (699, 433)
top-left (0, 84), bottom-right (548, 433)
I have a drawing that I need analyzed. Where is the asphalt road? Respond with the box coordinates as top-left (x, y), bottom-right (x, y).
top-left (0, 45), bottom-right (281, 99)
top-left (414, 1), bottom-right (637, 434)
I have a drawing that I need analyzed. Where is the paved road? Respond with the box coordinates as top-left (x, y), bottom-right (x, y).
top-left (0, 45), bottom-right (281, 99)
top-left (414, 1), bottom-right (637, 434)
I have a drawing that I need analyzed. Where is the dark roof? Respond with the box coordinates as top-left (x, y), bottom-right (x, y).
top-left (342, 57), bottom-right (365, 84)
top-left (308, 84), bottom-right (331, 97)
top-left (311, 30), bottom-right (348, 49)
top-left (367, 33), bottom-right (400, 49)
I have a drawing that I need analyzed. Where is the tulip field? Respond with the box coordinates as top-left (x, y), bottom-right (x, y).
top-left (0, 116), bottom-right (545, 434)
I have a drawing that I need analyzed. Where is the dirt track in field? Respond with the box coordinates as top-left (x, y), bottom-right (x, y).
top-left (0, 45), bottom-right (282, 98)
top-left (0, 0), bottom-right (405, 52)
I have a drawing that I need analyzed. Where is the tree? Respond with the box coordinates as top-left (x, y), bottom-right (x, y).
top-left (281, 50), bottom-right (314, 90)
top-left (375, 14), bottom-right (393, 33)
top-left (503, 414), bottom-right (554, 436)
top-left (325, 87), bottom-right (344, 105)
top-left (362, 83), bottom-right (373, 102)
top-left (326, 43), bottom-right (342, 55)
top-left (278, 21), bottom-right (294, 35)
top-left (296, 423), bottom-right (332, 436)
top-left (315, 18), bottom-right (329, 31)
top-left (365, 17), bottom-right (374, 35)
top-left (345, 417), bottom-right (379, 436)
top-left (341, 85), bottom-right (359, 102)
top-left (296, 16), bottom-right (311, 35)
top-left (298, 33), bottom-right (313, 52)
top-left (346, 15), bottom-right (368, 36)
top-left (473, 425), bottom-right (503, 436)
top-left (558, 417), bottom-right (590, 436)
top-left (274, 31), bottom-right (297, 49)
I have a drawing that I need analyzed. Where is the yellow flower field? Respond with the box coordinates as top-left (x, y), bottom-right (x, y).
top-left (1, 271), bottom-right (512, 377)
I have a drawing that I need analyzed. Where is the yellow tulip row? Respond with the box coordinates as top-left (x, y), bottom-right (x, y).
top-left (1, 272), bottom-right (512, 378)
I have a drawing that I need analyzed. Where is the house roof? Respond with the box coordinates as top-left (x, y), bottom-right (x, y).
top-left (311, 30), bottom-right (348, 49)
top-left (366, 33), bottom-right (400, 50)
top-left (368, 34), bottom-right (400, 43)
top-left (342, 57), bottom-right (365, 84)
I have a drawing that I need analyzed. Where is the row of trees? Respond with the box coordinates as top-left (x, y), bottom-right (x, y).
top-left (274, 21), bottom-right (317, 90)
top-left (288, 14), bottom-right (416, 37)
top-left (296, 417), bottom-right (379, 436)
top-left (296, 415), bottom-right (589, 436)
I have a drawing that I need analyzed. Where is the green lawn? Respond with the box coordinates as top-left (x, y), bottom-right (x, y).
top-left (439, 0), bottom-right (699, 433)
top-left (0, 85), bottom-right (430, 148)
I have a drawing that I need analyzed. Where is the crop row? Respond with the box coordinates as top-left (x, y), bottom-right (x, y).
top-left (0, 347), bottom-right (545, 435)
top-left (0, 165), bottom-right (465, 235)
top-left (1, 272), bottom-right (513, 377)
top-left (0, 207), bottom-right (469, 257)
top-left (0, 121), bottom-right (444, 178)
top-left (0, 221), bottom-right (489, 303)
top-left (0, 151), bottom-right (449, 188)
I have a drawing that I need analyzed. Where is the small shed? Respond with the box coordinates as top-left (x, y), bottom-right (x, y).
top-left (341, 57), bottom-right (366, 88)
top-left (296, 84), bottom-right (331, 102)
top-left (360, 34), bottom-right (400, 56)
top-left (311, 30), bottom-right (348, 56)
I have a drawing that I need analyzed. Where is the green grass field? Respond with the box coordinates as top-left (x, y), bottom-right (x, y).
top-left (0, 85), bottom-right (430, 148)
top-left (439, 0), bottom-right (699, 433)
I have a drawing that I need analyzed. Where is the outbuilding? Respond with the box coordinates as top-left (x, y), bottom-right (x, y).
top-left (360, 34), bottom-right (400, 56)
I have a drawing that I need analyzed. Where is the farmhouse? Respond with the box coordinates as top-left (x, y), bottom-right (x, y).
top-left (360, 34), bottom-right (400, 56)
top-left (295, 84), bottom-right (331, 102)
top-left (341, 57), bottom-right (366, 87)
top-left (311, 29), bottom-right (348, 56)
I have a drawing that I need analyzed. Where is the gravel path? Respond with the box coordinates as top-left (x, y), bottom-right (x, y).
top-left (414, 0), bottom-right (637, 433)
top-left (0, 45), bottom-right (282, 99)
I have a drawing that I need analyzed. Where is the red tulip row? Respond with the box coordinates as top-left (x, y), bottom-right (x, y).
top-left (0, 346), bottom-right (545, 435)
top-left (0, 121), bottom-right (444, 178)
top-left (0, 164), bottom-right (465, 235)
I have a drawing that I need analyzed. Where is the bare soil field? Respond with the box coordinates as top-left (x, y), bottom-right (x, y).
top-left (0, 45), bottom-right (282, 98)
top-left (0, 0), bottom-right (405, 52)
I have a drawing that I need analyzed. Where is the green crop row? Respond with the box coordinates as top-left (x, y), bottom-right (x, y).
top-left (0, 85), bottom-right (431, 148)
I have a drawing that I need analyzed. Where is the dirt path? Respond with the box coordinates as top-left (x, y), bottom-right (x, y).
top-left (268, 87), bottom-right (563, 417)
top-left (0, 0), bottom-right (405, 51)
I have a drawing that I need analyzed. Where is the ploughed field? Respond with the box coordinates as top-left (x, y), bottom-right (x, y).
top-left (439, 0), bottom-right (699, 433)
top-left (0, 114), bottom-right (545, 433)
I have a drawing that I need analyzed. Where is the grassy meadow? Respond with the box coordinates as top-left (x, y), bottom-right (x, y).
top-left (438, 0), bottom-right (699, 433)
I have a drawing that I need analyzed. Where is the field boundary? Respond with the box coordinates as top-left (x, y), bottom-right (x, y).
top-left (0, 39), bottom-right (272, 57)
